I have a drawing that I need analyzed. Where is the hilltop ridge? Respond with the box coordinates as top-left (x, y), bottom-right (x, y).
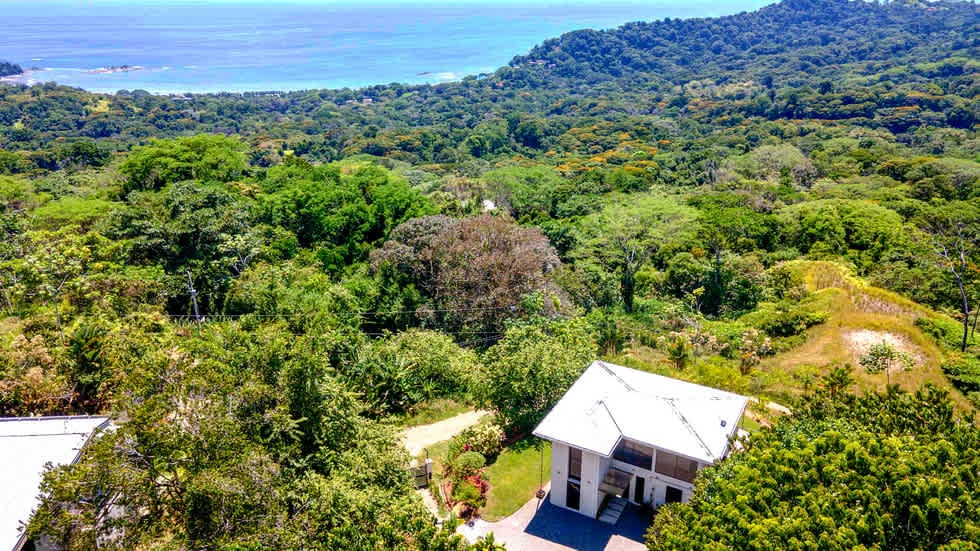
top-left (511, 0), bottom-right (975, 86)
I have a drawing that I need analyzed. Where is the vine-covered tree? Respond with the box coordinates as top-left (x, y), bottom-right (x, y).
top-left (373, 214), bottom-right (563, 337)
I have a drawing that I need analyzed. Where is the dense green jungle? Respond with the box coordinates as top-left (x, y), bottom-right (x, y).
top-left (1, 0), bottom-right (979, 548)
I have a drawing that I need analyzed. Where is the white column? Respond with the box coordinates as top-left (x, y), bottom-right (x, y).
top-left (579, 451), bottom-right (601, 517)
top-left (549, 442), bottom-right (568, 508)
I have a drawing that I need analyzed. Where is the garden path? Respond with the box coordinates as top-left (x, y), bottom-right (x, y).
top-left (401, 409), bottom-right (490, 457)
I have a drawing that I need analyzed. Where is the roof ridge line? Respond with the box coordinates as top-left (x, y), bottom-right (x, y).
top-left (597, 361), bottom-right (741, 403)
top-left (597, 399), bottom-right (624, 436)
top-left (664, 398), bottom-right (716, 461)
top-left (596, 360), bottom-right (636, 392)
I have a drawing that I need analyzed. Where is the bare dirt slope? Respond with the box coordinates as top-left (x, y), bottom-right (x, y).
top-left (758, 261), bottom-right (971, 410)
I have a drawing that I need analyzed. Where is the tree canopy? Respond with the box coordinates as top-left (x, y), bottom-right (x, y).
top-left (649, 384), bottom-right (980, 550)
top-left (1, 0), bottom-right (978, 547)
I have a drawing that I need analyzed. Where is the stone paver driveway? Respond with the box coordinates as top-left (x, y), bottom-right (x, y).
top-left (458, 486), bottom-right (650, 551)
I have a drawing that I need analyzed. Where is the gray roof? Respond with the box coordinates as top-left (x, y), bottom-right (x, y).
top-left (0, 416), bottom-right (110, 551)
top-left (533, 361), bottom-right (748, 464)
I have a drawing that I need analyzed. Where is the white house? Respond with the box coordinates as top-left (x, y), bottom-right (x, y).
top-left (533, 361), bottom-right (747, 523)
top-left (0, 415), bottom-right (111, 551)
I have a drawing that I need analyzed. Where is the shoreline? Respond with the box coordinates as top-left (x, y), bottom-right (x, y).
top-left (83, 65), bottom-right (145, 75)
top-left (0, 2), bottom-right (775, 97)
top-left (0, 69), bottom-right (34, 86)
top-left (0, 66), bottom-right (484, 97)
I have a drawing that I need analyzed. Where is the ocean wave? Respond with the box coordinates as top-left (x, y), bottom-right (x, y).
top-left (84, 65), bottom-right (145, 75)
top-left (0, 68), bottom-right (46, 85)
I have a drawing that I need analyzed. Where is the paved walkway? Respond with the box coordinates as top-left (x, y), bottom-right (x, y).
top-left (400, 410), bottom-right (490, 457)
top-left (416, 487), bottom-right (443, 519)
top-left (458, 485), bottom-right (648, 551)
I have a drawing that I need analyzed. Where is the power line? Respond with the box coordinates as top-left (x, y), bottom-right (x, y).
top-left (165, 314), bottom-right (506, 340)
top-left (164, 305), bottom-right (518, 319)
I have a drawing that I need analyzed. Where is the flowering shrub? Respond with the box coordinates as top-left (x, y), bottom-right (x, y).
top-left (452, 479), bottom-right (485, 508)
top-left (738, 328), bottom-right (774, 375)
top-left (442, 424), bottom-right (504, 515)
top-left (442, 439), bottom-right (493, 515)
top-left (459, 423), bottom-right (504, 458)
top-left (467, 474), bottom-right (490, 496)
top-left (451, 451), bottom-right (486, 480)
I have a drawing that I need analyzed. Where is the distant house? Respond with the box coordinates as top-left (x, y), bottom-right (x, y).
top-left (1, 416), bottom-right (111, 551)
top-left (533, 361), bottom-right (747, 523)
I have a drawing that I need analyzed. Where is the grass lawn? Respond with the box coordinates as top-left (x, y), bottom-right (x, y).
top-left (415, 437), bottom-right (452, 477)
top-left (482, 437), bottom-right (552, 521)
top-left (739, 413), bottom-right (763, 433)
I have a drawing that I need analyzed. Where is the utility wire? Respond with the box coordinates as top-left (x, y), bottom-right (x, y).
top-left (163, 305), bottom-right (518, 319)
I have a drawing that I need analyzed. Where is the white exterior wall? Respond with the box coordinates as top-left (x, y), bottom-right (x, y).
top-left (547, 442), bottom-right (604, 518)
top-left (578, 450), bottom-right (602, 518)
top-left (597, 455), bottom-right (612, 489)
top-left (606, 448), bottom-right (709, 506)
top-left (647, 472), bottom-right (694, 506)
top-left (650, 481), bottom-right (665, 505)
top-left (645, 453), bottom-right (706, 507)
top-left (595, 454), bottom-right (613, 509)
top-left (609, 458), bottom-right (655, 504)
top-left (549, 442), bottom-right (568, 509)
top-left (548, 441), bottom-right (712, 516)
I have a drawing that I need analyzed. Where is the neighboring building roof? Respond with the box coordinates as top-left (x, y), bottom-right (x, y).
top-left (533, 361), bottom-right (748, 464)
top-left (0, 415), bottom-right (111, 551)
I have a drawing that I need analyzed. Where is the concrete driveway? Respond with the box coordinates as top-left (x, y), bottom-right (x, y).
top-left (458, 485), bottom-right (650, 551)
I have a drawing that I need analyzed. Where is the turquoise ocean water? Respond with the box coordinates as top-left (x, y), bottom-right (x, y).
top-left (2, 1), bottom-right (773, 94)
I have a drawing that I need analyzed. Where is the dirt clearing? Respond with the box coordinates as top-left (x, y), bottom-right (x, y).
top-left (844, 329), bottom-right (924, 363)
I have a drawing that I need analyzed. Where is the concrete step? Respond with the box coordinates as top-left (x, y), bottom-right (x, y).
top-left (599, 481), bottom-right (627, 496)
top-left (597, 497), bottom-right (628, 525)
top-left (606, 499), bottom-right (626, 512)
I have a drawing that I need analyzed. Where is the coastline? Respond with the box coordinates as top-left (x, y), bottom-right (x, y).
top-left (0, 65), bottom-right (487, 96)
top-left (0, 1), bottom-right (776, 96)
top-left (0, 69), bottom-right (33, 86)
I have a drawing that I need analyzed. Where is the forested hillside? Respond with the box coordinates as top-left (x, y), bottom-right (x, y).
top-left (1, 0), bottom-right (978, 549)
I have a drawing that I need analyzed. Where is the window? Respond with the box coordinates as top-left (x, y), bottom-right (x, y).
top-left (665, 486), bottom-right (683, 503)
top-left (613, 439), bottom-right (654, 470)
top-left (654, 451), bottom-right (699, 483)
top-left (568, 447), bottom-right (582, 481)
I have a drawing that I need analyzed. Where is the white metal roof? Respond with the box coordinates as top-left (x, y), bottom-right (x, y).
top-left (533, 361), bottom-right (748, 464)
top-left (0, 416), bottom-right (110, 551)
